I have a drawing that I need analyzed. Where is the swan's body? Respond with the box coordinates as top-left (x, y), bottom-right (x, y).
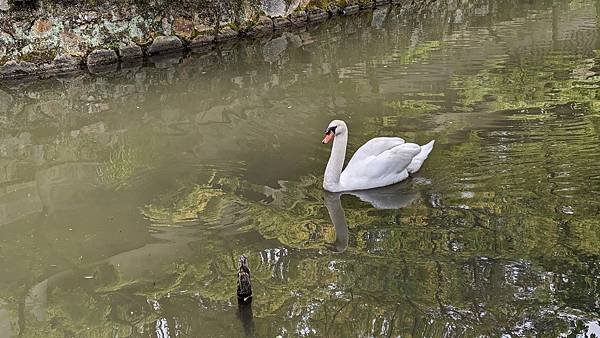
top-left (322, 120), bottom-right (434, 192)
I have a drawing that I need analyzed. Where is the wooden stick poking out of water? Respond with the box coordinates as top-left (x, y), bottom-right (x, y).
top-left (237, 255), bottom-right (252, 304)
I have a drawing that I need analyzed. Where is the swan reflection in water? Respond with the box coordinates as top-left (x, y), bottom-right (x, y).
top-left (324, 182), bottom-right (419, 253)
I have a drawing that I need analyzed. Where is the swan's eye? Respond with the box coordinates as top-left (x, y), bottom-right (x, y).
top-left (325, 126), bottom-right (337, 134)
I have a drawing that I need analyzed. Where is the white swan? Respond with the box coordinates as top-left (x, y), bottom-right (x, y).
top-left (321, 120), bottom-right (435, 192)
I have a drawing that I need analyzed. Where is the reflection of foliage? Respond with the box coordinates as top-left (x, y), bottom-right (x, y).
top-left (142, 185), bottom-right (226, 225)
top-left (2, 1), bottom-right (600, 337)
top-left (450, 53), bottom-right (600, 112)
top-left (142, 175), bottom-right (339, 248)
top-left (384, 99), bottom-right (441, 122)
top-left (397, 41), bottom-right (441, 65)
top-left (96, 143), bottom-right (140, 189)
top-left (25, 287), bottom-right (112, 338)
top-left (385, 99), bottom-right (441, 113)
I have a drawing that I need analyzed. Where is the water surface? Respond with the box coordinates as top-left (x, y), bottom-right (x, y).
top-left (0, 0), bottom-right (599, 336)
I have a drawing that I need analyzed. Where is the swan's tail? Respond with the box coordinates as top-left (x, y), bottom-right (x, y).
top-left (407, 140), bottom-right (435, 174)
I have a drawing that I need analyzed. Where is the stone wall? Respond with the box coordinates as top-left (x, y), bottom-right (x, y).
top-left (0, 0), bottom-right (422, 80)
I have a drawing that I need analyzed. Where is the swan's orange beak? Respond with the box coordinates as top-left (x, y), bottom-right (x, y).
top-left (322, 132), bottom-right (334, 144)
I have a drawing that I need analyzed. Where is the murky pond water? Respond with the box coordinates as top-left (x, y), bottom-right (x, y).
top-left (1, 0), bottom-right (599, 336)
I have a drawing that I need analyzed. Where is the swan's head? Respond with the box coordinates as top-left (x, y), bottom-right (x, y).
top-left (322, 120), bottom-right (347, 144)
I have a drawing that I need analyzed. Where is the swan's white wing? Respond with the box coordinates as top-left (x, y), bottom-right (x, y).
top-left (406, 140), bottom-right (435, 174)
top-left (340, 143), bottom-right (421, 190)
top-left (346, 137), bottom-right (405, 167)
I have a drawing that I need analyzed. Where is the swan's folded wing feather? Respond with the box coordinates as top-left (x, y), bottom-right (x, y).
top-left (343, 143), bottom-right (421, 179)
top-left (347, 137), bottom-right (405, 167)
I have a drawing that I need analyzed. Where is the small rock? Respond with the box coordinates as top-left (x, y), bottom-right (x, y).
top-left (189, 34), bottom-right (215, 49)
top-left (342, 5), bottom-right (360, 15)
top-left (59, 31), bottom-right (85, 57)
top-left (0, 60), bottom-right (37, 77)
top-left (216, 27), bottom-right (238, 42)
top-left (246, 16), bottom-right (273, 38)
top-left (49, 54), bottom-right (81, 72)
top-left (375, 0), bottom-right (390, 6)
top-left (289, 11), bottom-right (308, 28)
top-left (193, 22), bottom-right (212, 35)
top-left (146, 36), bottom-right (183, 55)
top-left (273, 17), bottom-right (292, 31)
top-left (30, 18), bottom-right (54, 39)
top-left (118, 44), bottom-right (143, 60)
top-left (172, 17), bottom-right (194, 41)
top-left (307, 8), bottom-right (329, 23)
top-left (87, 49), bottom-right (117, 66)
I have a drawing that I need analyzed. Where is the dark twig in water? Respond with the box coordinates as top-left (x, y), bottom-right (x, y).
top-left (237, 255), bottom-right (252, 304)
top-left (237, 255), bottom-right (254, 336)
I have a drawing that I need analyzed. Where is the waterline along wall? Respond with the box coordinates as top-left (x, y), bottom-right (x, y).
top-left (0, 0), bottom-right (433, 80)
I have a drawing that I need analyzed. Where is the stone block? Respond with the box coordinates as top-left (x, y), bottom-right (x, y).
top-left (216, 27), bottom-right (238, 42)
top-left (246, 16), bottom-right (273, 38)
top-left (307, 8), bottom-right (329, 23)
top-left (172, 17), bottom-right (194, 41)
top-left (190, 34), bottom-right (215, 48)
top-left (0, 61), bottom-right (37, 78)
top-left (289, 11), bottom-right (308, 28)
top-left (273, 17), bottom-right (292, 31)
top-left (45, 55), bottom-right (81, 74)
top-left (118, 44), bottom-right (143, 60)
top-left (342, 5), bottom-right (360, 15)
top-left (86, 49), bottom-right (118, 66)
top-left (146, 36), bottom-right (183, 55)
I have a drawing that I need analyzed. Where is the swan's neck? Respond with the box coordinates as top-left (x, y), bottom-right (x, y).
top-left (324, 132), bottom-right (347, 190)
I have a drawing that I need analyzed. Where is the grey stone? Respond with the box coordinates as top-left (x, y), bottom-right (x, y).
top-left (246, 16), bottom-right (273, 38)
top-left (118, 44), bottom-right (143, 60)
top-left (190, 34), bottom-right (215, 49)
top-left (342, 5), bottom-right (360, 15)
top-left (86, 49), bottom-right (118, 66)
top-left (375, 0), bottom-right (390, 6)
top-left (146, 36), bottom-right (183, 55)
top-left (289, 11), bottom-right (308, 28)
top-left (49, 55), bottom-right (81, 73)
top-left (307, 8), bottom-right (329, 22)
top-left (273, 17), bottom-right (292, 31)
top-left (216, 27), bottom-right (238, 42)
top-left (261, 0), bottom-right (287, 17)
top-left (0, 61), bottom-right (37, 78)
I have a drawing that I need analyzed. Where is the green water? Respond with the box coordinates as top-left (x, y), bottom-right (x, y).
top-left (0, 0), bottom-right (599, 336)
